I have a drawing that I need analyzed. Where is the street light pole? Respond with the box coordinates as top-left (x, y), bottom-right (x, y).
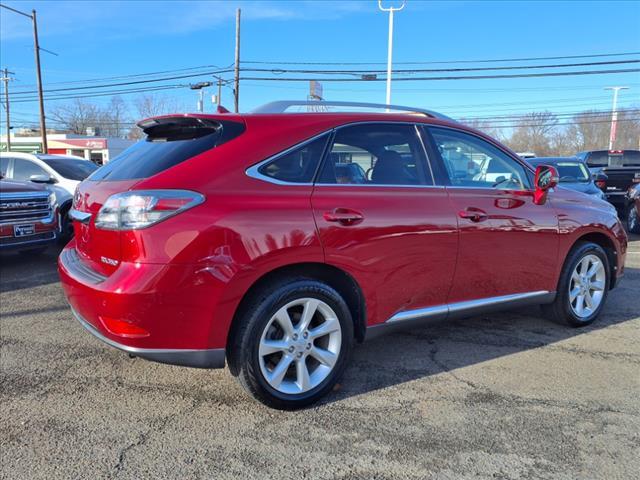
top-left (378, 1), bottom-right (405, 106)
top-left (605, 86), bottom-right (629, 151)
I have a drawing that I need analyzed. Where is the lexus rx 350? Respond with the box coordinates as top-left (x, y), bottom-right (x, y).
top-left (58, 101), bottom-right (627, 409)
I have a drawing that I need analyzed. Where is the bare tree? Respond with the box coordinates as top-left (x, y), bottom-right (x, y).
top-left (49, 99), bottom-right (101, 135)
top-left (459, 117), bottom-right (504, 142)
top-left (507, 111), bottom-right (559, 156)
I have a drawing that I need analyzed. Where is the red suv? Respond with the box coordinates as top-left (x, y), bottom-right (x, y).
top-left (59, 101), bottom-right (627, 409)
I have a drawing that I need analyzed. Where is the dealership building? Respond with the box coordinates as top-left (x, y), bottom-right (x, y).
top-left (0, 133), bottom-right (135, 164)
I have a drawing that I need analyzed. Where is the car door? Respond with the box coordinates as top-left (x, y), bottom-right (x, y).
top-left (311, 123), bottom-right (459, 327)
top-left (424, 126), bottom-right (559, 303)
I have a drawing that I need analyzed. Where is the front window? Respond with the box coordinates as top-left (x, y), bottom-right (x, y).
top-left (429, 127), bottom-right (530, 190)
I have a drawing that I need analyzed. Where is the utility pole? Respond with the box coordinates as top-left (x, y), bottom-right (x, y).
top-left (217, 77), bottom-right (222, 107)
top-left (605, 86), bottom-right (629, 150)
top-left (1, 68), bottom-right (14, 151)
top-left (378, 1), bottom-right (405, 107)
top-left (0, 4), bottom-right (49, 153)
top-left (234, 8), bottom-right (241, 113)
top-left (32, 9), bottom-right (48, 152)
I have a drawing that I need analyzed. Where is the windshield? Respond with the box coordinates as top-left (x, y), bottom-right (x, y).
top-left (41, 157), bottom-right (98, 180)
top-left (555, 162), bottom-right (590, 182)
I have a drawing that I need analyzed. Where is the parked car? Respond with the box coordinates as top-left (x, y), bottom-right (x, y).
top-left (576, 150), bottom-right (640, 211)
top-left (0, 152), bottom-right (98, 242)
top-left (527, 157), bottom-right (607, 201)
top-left (58, 101), bottom-right (628, 409)
top-left (0, 175), bottom-right (58, 254)
top-left (625, 183), bottom-right (640, 233)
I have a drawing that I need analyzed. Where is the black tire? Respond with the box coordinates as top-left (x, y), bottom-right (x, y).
top-left (18, 247), bottom-right (48, 256)
top-left (228, 278), bottom-right (354, 410)
top-left (627, 204), bottom-right (640, 234)
top-left (541, 242), bottom-right (610, 327)
top-left (58, 208), bottom-right (74, 245)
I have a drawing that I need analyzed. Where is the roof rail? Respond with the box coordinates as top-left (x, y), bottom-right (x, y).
top-left (251, 100), bottom-right (456, 122)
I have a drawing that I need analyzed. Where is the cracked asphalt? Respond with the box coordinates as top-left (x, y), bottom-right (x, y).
top-left (1, 236), bottom-right (639, 480)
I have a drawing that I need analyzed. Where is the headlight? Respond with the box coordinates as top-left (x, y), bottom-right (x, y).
top-left (95, 190), bottom-right (204, 230)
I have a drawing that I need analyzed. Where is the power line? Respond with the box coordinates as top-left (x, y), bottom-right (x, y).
top-left (241, 68), bottom-right (640, 82)
top-left (244, 59), bottom-right (640, 75)
top-left (243, 51), bottom-right (640, 66)
top-left (11, 69), bottom-right (233, 95)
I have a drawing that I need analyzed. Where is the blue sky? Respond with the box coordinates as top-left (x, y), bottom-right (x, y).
top-left (1, 0), bottom-right (639, 132)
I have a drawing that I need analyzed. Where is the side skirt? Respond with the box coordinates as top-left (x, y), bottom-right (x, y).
top-left (366, 291), bottom-right (556, 340)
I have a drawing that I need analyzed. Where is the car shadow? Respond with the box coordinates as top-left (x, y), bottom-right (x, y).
top-left (325, 265), bottom-right (639, 406)
top-left (0, 245), bottom-right (64, 294)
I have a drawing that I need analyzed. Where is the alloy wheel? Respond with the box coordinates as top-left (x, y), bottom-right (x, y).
top-left (568, 254), bottom-right (606, 318)
top-left (258, 298), bottom-right (342, 395)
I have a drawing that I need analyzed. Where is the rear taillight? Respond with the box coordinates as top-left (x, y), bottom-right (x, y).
top-left (95, 190), bottom-right (204, 230)
top-left (595, 180), bottom-right (607, 190)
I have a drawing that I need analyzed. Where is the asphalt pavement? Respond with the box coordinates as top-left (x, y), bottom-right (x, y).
top-left (1, 236), bottom-right (639, 479)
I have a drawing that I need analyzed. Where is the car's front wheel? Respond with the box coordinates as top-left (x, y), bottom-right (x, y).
top-left (542, 242), bottom-right (610, 327)
top-left (228, 279), bottom-right (353, 409)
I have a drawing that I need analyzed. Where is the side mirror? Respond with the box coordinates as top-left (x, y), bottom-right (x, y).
top-left (29, 174), bottom-right (57, 184)
top-left (533, 164), bottom-right (558, 205)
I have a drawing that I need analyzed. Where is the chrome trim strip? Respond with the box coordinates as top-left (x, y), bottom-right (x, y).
top-left (387, 304), bottom-right (448, 323)
top-left (68, 208), bottom-right (92, 224)
top-left (386, 291), bottom-right (552, 324)
top-left (0, 191), bottom-right (51, 200)
top-left (70, 306), bottom-right (226, 369)
top-left (313, 183), bottom-right (446, 189)
top-left (446, 291), bottom-right (550, 314)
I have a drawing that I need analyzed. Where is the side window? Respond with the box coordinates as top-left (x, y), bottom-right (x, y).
top-left (258, 134), bottom-right (329, 183)
top-left (0, 157), bottom-right (10, 177)
top-left (430, 127), bottom-right (530, 190)
top-left (12, 158), bottom-right (47, 181)
top-left (318, 124), bottom-right (430, 185)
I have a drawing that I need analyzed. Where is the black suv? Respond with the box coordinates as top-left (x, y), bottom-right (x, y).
top-left (576, 150), bottom-right (640, 211)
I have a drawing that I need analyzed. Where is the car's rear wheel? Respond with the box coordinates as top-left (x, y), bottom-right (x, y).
top-left (228, 279), bottom-right (353, 409)
top-left (627, 204), bottom-right (640, 234)
top-left (542, 242), bottom-right (610, 327)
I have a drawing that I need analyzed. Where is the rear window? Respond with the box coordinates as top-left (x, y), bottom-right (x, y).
top-left (586, 150), bottom-right (640, 167)
top-left (258, 134), bottom-right (330, 183)
top-left (41, 157), bottom-right (97, 180)
top-left (89, 118), bottom-right (245, 181)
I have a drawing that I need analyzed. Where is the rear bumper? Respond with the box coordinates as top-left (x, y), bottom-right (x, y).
top-left (58, 241), bottom-right (228, 369)
top-left (71, 306), bottom-right (225, 368)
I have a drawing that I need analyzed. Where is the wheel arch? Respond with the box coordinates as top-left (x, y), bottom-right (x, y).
top-left (226, 262), bottom-right (367, 351)
top-left (568, 231), bottom-right (618, 289)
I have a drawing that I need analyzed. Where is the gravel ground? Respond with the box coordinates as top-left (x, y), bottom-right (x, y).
top-left (1, 236), bottom-right (639, 480)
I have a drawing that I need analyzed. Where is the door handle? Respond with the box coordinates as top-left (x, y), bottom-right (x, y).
top-left (458, 208), bottom-right (488, 223)
top-left (323, 208), bottom-right (364, 226)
